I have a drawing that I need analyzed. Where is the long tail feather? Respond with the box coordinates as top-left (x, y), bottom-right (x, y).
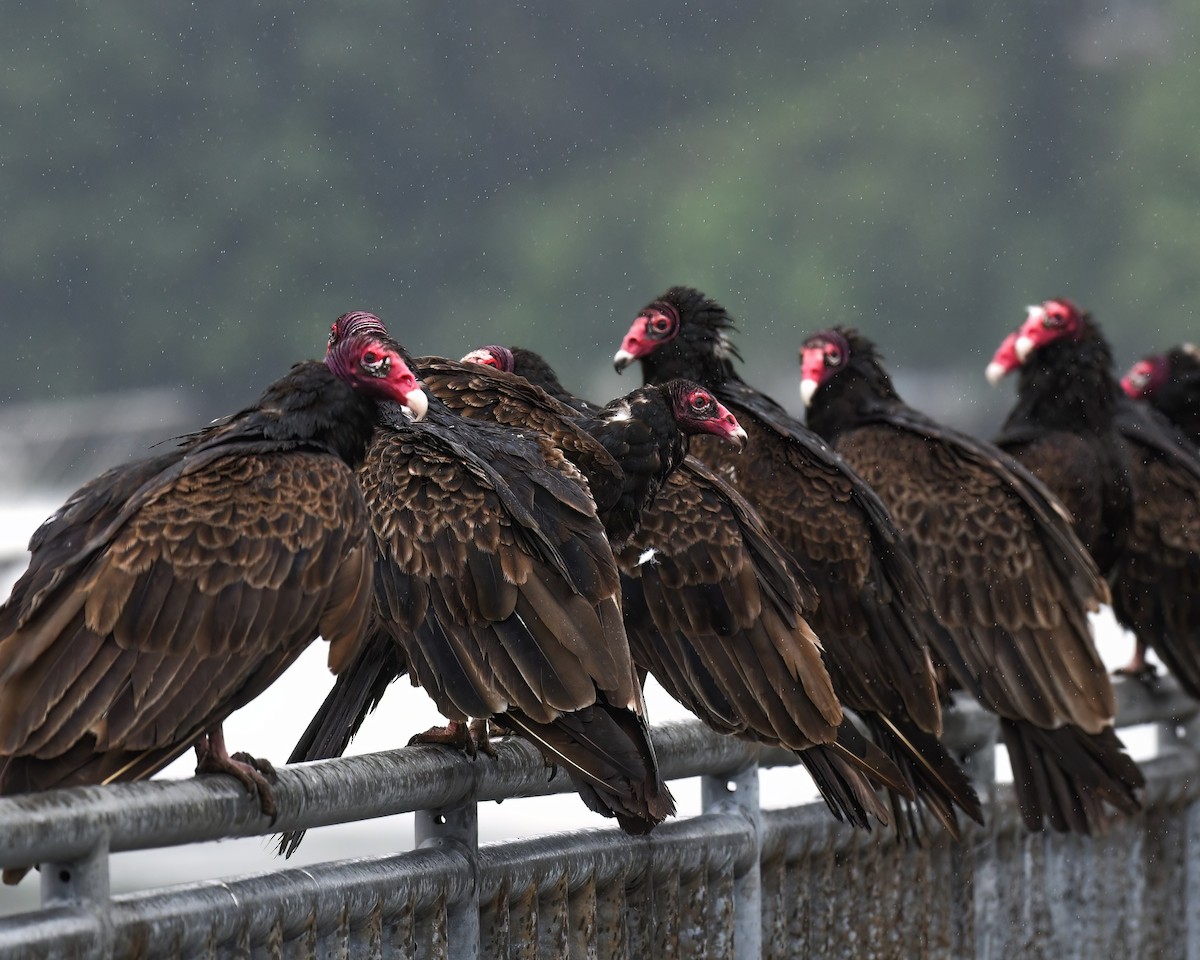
top-left (278, 633), bottom-right (402, 857)
top-left (865, 713), bottom-right (983, 843)
top-left (1000, 719), bottom-right (1143, 834)
top-left (500, 704), bottom-right (675, 834)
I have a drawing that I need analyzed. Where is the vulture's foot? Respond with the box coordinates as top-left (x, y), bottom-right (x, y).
top-left (410, 719), bottom-right (477, 755)
top-left (469, 717), bottom-right (499, 758)
top-left (1113, 639), bottom-right (1159, 686)
top-left (195, 728), bottom-right (278, 819)
top-left (411, 718), bottom-right (500, 758)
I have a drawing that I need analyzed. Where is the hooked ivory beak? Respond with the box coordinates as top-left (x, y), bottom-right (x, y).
top-left (403, 387), bottom-right (429, 421)
top-left (1014, 335), bottom-right (1035, 363)
top-left (613, 349), bottom-right (635, 373)
top-left (799, 378), bottom-right (819, 407)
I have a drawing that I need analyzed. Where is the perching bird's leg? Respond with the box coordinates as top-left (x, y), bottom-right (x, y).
top-left (194, 726), bottom-right (279, 818)
top-left (410, 719), bottom-right (475, 754)
top-left (468, 717), bottom-right (499, 757)
top-left (1114, 637), bottom-right (1159, 682)
top-left (410, 718), bottom-right (497, 758)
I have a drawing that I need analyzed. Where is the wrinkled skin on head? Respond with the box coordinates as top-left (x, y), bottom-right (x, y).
top-left (662, 380), bottom-right (747, 448)
top-left (324, 321), bottom-right (429, 419)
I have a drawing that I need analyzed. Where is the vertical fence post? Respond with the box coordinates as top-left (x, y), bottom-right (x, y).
top-left (416, 801), bottom-right (480, 960)
top-left (961, 729), bottom-right (998, 960)
top-left (39, 836), bottom-right (110, 910)
top-left (1164, 711), bottom-right (1200, 960)
top-left (702, 760), bottom-right (761, 960)
top-left (1187, 798), bottom-right (1200, 960)
top-left (37, 834), bottom-right (112, 952)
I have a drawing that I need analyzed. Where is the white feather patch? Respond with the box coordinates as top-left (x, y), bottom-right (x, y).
top-left (608, 401), bottom-right (633, 423)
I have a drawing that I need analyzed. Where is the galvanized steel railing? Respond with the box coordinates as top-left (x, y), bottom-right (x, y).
top-left (0, 677), bottom-right (1197, 959)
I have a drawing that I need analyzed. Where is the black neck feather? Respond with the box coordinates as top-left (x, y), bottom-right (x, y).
top-left (208, 361), bottom-right (379, 467)
top-left (637, 287), bottom-right (743, 389)
top-left (805, 333), bottom-right (903, 443)
top-left (1006, 322), bottom-right (1119, 435)
top-left (586, 385), bottom-right (688, 544)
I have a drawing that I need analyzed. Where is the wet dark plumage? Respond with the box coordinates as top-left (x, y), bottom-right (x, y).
top-left (1123, 345), bottom-right (1200, 446)
top-left (453, 347), bottom-right (852, 777)
top-left (803, 326), bottom-right (1142, 835)
top-left (614, 291), bottom-right (978, 839)
top-left (284, 319), bottom-right (673, 855)
top-left (995, 304), bottom-right (1200, 705)
top-left (0, 357), bottom-right (393, 860)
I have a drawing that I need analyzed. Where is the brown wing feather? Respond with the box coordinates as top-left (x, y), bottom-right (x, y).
top-left (325, 415), bottom-right (671, 834)
top-left (835, 424), bottom-right (1114, 733)
top-left (0, 452), bottom-right (371, 787)
top-left (357, 428), bottom-right (643, 727)
top-left (684, 411), bottom-right (985, 836)
top-left (416, 357), bottom-right (626, 514)
top-left (1003, 429), bottom-right (1132, 578)
top-left (690, 420), bottom-right (941, 734)
top-left (616, 461), bottom-right (842, 750)
top-left (1111, 449), bottom-right (1200, 696)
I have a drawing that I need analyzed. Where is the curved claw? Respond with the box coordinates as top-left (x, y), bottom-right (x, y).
top-left (194, 729), bottom-right (279, 819)
top-left (409, 718), bottom-right (499, 758)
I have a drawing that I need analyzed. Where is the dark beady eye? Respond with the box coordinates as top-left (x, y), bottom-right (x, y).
top-left (1043, 303), bottom-right (1071, 328)
top-left (825, 346), bottom-right (842, 366)
top-left (361, 349), bottom-right (391, 376)
top-left (689, 391), bottom-right (712, 411)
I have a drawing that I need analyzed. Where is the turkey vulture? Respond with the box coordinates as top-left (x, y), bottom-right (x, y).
top-left (455, 345), bottom-right (910, 829)
top-left (285, 312), bottom-right (674, 852)
top-left (611, 289), bottom-right (980, 839)
top-left (1122, 344), bottom-right (1200, 446)
top-left (989, 299), bottom-right (1200, 699)
top-left (0, 329), bottom-right (427, 881)
top-left (800, 326), bottom-right (1143, 834)
top-left (986, 308), bottom-right (1133, 575)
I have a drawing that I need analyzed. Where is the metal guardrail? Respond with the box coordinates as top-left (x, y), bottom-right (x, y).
top-left (0, 676), bottom-right (1197, 959)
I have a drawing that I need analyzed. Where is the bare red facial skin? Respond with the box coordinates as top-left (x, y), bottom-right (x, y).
top-left (994, 332), bottom-right (1019, 368)
top-left (326, 333), bottom-right (428, 416)
top-left (460, 346), bottom-right (510, 371)
top-left (617, 315), bottom-right (655, 361)
top-left (800, 345), bottom-right (830, 387)
top-left (684, 391), bottom-right (746, 446)
top-left (710, 398), bottom-right (746, 446)
top-left (1014, 299), bottom-right (1083, 358)
top-left (1121, 357), bottom-right (1165, 399)
top-left (615, 303), bottom-right (681, 370)
top-left (329, 311), bottom-right (390, 348)
top-left (798, 333), bottom-right (850, 406)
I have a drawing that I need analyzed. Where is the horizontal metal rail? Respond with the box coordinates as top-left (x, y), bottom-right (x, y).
top-left (0, 717), bottom-right (767, 870)
top-left (0, 674), bottom-right (1196, 958)
top-left (5, 675), bottom-right (1189, 869)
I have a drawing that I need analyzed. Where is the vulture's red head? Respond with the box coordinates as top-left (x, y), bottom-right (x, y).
top-left (798, 329), bottom-right (852, 407)
top-left (614, 299), bottom-right (682, 371)
top-left (1013, 298), bottom-right (1086, 363)
top-left (325, 316), bottom-right (428, 419)
top-left (460, 345), bottom-right (515, 372)
top-left (985, 331), bottom-right (1021, 385)
top-left (328, 310), bottom-right (391, 347)
top-left (1121, 354), bottom-right (1169, 399)
top-left (665, 380), bottom-right (747, 449)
